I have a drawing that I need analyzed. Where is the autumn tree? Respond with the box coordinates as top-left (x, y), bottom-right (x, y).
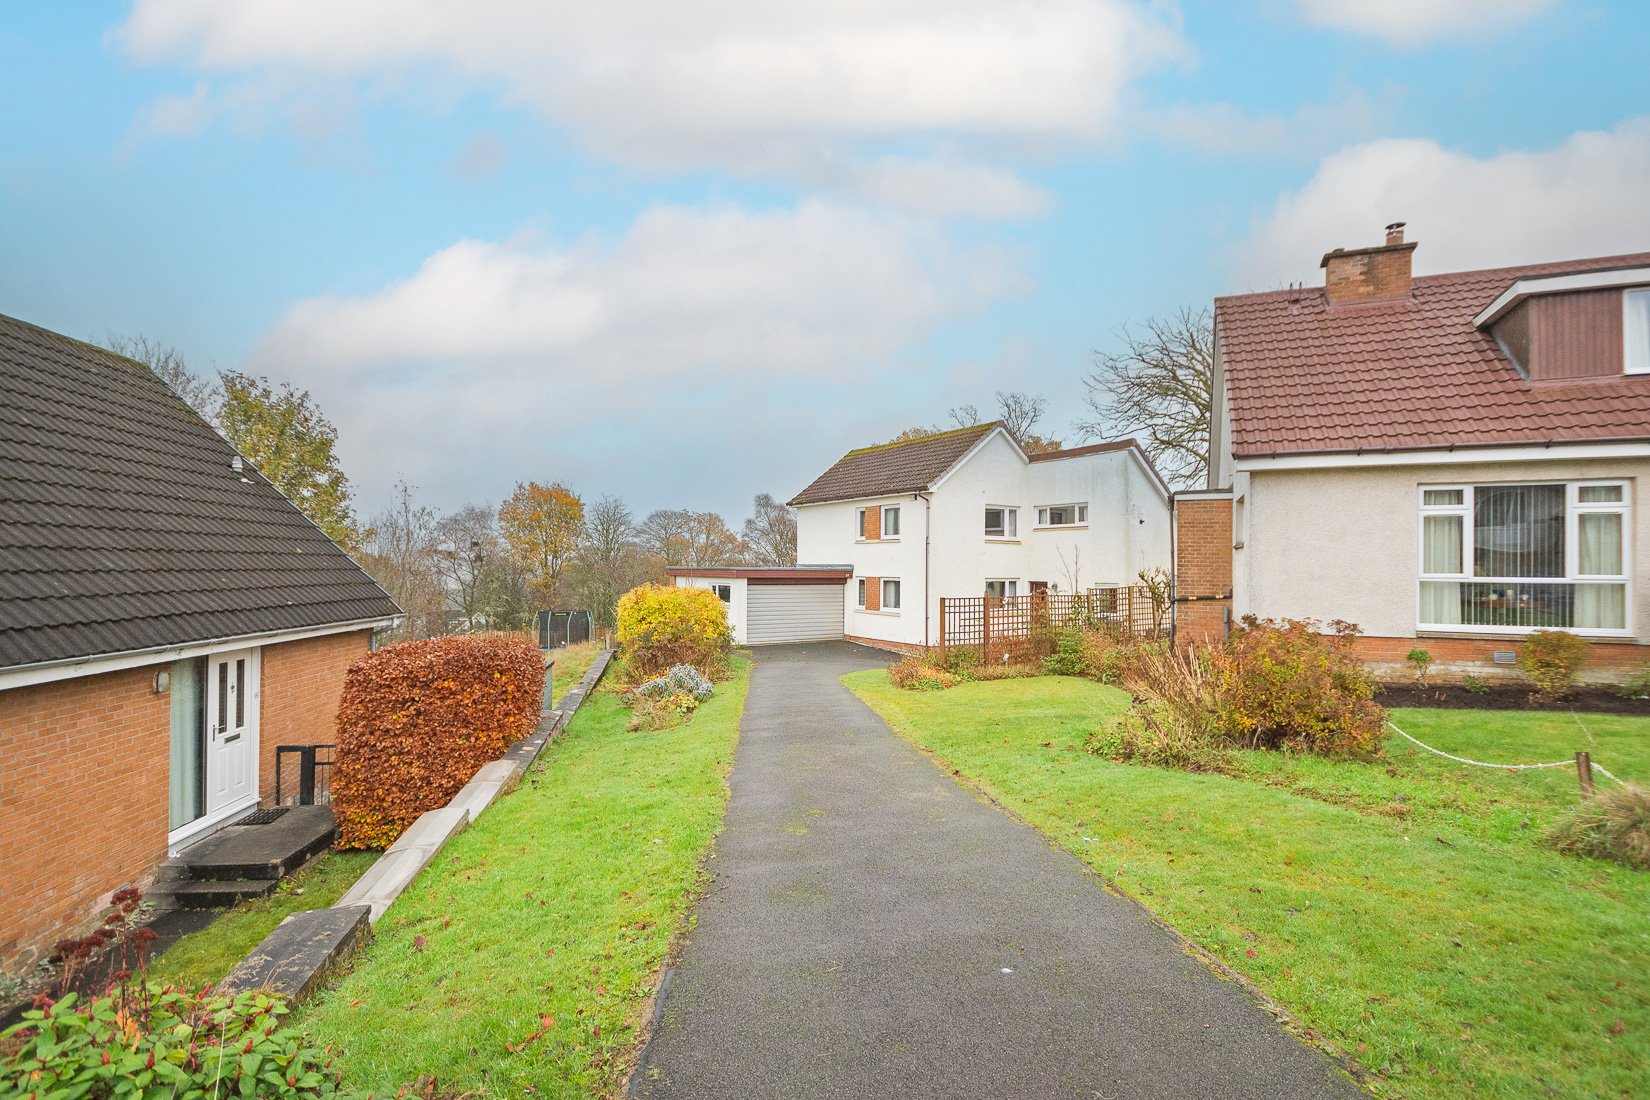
top-left (218, 370), bottom-right (367, 552)
top-left (743, 493), bottom-right (798, 566)
top-left (498, 481), bottom-right (585, 606)
top-left (1080, 306), bottom-right (1214, 488)
top-left (636, 509), bottom-right (746, 567)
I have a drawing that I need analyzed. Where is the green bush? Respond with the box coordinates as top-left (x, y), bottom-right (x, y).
top-left (2, 987), bottom-right (359, 1099)
top-left (615, 584), bottom-right (732, 679)
top-left (1547, 784), bottom-right (1650, 869)
top-left (1043, 628), bottom-right (1089, 677)
top-left (1212, 618), bottom-right (1385, 758)
top-left (1619, 665), bottom-right (1650, 700)
top-left (1517, 630), bottom-right (1590, 699)
top-left (1406, 647), bottom-right (1433, 685)
top-left (1460, 674), bottom-right (1492, 694)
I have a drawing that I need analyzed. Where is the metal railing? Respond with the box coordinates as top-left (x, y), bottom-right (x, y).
top-left (274, 744), bottom-right (336, 806)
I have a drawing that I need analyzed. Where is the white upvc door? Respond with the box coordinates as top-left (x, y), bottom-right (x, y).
top-left (204, 648), bottom-right (260, 815)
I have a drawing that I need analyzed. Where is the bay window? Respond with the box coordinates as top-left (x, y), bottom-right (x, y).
top-left (1419, 482), bottom-right (1629, 634)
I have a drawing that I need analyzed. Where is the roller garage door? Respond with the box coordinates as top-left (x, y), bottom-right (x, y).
top-left (746, 582), bottom-right (844, 645)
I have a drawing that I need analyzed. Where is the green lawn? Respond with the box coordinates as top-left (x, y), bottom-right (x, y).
top-left (298, 655), bottom-right (750, 1098)
top-left (844, 672), bottom-right (1650, 1100)
top-left (549, 641), bottom-right (605, 706)
top-left (147, 851), bottom-right (379, 990)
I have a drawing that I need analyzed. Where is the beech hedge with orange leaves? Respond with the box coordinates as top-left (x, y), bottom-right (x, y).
top-left (332, 632), bottom-right (546, 850)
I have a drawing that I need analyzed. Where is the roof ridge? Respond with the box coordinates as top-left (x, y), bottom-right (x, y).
top-left (838, 420), bottom-right (1000, 459)
top-left (1216, 249), bottom-right (1650, 305)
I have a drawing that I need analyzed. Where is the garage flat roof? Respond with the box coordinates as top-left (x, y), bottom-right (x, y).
top-left (666, 565), bottom-right (853, 581)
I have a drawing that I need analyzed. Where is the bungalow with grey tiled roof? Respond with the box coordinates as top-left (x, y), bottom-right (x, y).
top-left (0, 314), bottom-right (401, 974)
top-left (1175, 224), bottom-right (1650, 682)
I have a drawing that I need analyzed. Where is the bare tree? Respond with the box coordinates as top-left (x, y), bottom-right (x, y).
top-left (432, 504), bottom-right (497, 630)
top-left (105, 333), bottom-right (220, 418)
top-left (360, 481), bottom-right (446, 640)
top-left (949, 391), bottom-right (1061, 453)
top-left (742, 493), bottom-right (798, 566)
top-left (636, 509), bottom-right (695, 565)
top-left (1079, 307), bottom-right (1214, 488)
top-left (570, 496), bottom-right (642, 628)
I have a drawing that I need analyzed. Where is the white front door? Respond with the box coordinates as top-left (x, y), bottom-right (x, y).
top-left (205, 648), bottom-right (259, 814)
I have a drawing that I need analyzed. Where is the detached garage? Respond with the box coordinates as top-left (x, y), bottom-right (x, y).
top-left (667, 566), bottom-right (851, 646)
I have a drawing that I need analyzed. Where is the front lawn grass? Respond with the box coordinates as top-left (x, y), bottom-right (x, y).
top-left (147, 851), bottom-right (378, 990)
top-left (299, 656), bottom-right (750, 1098)
top-left (549, 641), bottom-right (604, 706)
top-left (844, 672), bottom-right (1650, 1100)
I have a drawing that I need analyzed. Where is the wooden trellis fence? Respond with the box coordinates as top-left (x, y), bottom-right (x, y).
top-left (938, 586), bottom-right (1166, 662)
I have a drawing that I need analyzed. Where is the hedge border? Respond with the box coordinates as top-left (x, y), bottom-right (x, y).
top-left (220, 649), bottom-right (615, 1002)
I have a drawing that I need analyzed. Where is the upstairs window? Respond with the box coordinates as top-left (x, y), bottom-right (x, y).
top-left (984, 507), bottom-right (1018, 538)
top-left (1419, 482), bottom-right (1628, 634)
top-left (882, 505), bottom-right (901, 537)
top-left (856, 508), bottom-right (867, 538)
top-left (1037, 503), bottom-right (1087, 527)
top-left (1627, 288), bottom-right (1650, 375)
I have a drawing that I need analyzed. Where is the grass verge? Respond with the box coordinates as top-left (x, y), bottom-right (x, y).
top-left (147, 851), bottom-right (379, 990)
top-left (549, 641), bottom-right (605, 706)
top-left (298, 655), bottom-right (750, 1097)
top-left (843, 671), bottom-right (1650, 1100)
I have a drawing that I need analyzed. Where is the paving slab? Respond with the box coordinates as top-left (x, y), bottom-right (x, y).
top-left (633, 642), bottom-right (1364, 1100)
top-left (173, 805), bottom-right (336, 881)
top-left (220, 906), bottom-right (372, 1001)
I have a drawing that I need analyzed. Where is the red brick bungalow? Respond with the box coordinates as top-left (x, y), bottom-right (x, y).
top-left (1175, 225), bottom-right (1650, 683)
top-left (0, 315), bottom-right (401, 974)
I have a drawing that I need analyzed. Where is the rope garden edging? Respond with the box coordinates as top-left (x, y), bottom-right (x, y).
top-left (219, 649), bottom-right (615, 1002)
top-left (1387, 720), bottom-right (1625, 785)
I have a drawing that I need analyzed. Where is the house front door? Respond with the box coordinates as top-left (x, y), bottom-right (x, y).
top-left (204, 648), bottom-right (260, 815)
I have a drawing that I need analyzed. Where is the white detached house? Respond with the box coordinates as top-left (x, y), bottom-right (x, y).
top-left (787, 423), bottom-right (1171, 652)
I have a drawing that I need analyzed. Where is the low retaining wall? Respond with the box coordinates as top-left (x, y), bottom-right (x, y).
top-left (221, 648), bottom-right (614, 1000)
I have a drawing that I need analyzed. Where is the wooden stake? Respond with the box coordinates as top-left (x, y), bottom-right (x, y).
top-left (1576, 751), bottom-right (1596, 798)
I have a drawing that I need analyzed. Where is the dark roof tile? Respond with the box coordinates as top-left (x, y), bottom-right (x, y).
top-left (788, 423), bottom-right (1001, 506)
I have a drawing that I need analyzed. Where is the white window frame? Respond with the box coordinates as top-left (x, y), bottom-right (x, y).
top-left (709, 583), bottom-right (732, 603)
top-left (856, 578), bottom-right (867, 608)
top-left (856, 507), bottom-right (867, 539)
top-left (881, 578), bottom-right (902, 612)
top-left (1626, 287), bottom-right (1650, 375)
top-left (984, 506), bottom-right (1018, 539)
top-left (1417, 480), bottom-right (1631, 637)
top-left (882, 505), bottom-right (901, 539)
top-left (984, 579), bottom-right (1018, 600)
top-left (1035, 503), bottom-right (1088, 528)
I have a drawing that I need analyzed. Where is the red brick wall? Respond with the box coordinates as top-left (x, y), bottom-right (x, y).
top-left (0, 667), bottom-right (170, 973)
top-left (1173, 496), bottom-right (1233, 650)
top-left (845, 634), bottom-right (927, 657)
top-left (863, 506), bottom-right (881, 542)
top-left (258, 630), bottom-right (373, 803)
top-left (1355, 634), bottom-right (1648, 685)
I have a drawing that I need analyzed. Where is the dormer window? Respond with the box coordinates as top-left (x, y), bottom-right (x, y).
top-left (1626, 288), bottom-right (1650, 375)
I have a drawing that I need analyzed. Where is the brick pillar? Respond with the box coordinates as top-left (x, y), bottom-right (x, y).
top-left (1172, 493), bottom-right (1233, 652)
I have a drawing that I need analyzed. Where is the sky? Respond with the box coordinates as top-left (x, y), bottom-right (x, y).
top-left (3, 1), bottom-right (1648, 526)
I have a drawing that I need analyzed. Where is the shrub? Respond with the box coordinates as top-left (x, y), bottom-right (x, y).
top-left (1461, 674), bottom-right (1492, 695)
top-left (634, 664), bottom-right (715, 702)
top-left (1043, 628), bottom-right (1090, 677)
top-left (1619, 665), bottom-right (1650, 700)
top-left (2, 986), bottom-right (359, 1099)
top-left (332, 632), bottom-right (545, 849)
top-left (1518, 630), bottom-right (1590, 699)
top-left (888, 655), bottom-right (963, 691)
top-left (1547, 784), bottom-right (1650, 870)
top-left (616, 584), bottom-right (732, 679)
top-left (1211, 618), bottom-right (1385, 758)
top-left (1406, 647), bottom-right (1433, 685)
top-left (627, 691), bottom-right (701, 732)
top-left (1089, 645), bottom-right (1228, 772)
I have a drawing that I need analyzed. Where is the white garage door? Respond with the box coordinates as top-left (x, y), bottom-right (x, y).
top-left (746, 583), bottom-right (845, 645)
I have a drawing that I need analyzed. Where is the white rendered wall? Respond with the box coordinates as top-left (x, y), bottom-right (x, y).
top-left (796, 495), bottom-right (930, 647)
top-left (673, 575), bottom-right (748, 644)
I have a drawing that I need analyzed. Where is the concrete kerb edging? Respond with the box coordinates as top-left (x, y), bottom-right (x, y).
top-left (219, 648), bottom-right (615, 1002)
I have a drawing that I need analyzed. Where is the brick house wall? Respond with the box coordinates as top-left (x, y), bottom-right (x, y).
top-left (0, 666), bottom-right (170, 973)
top-left (257, 630), bottom-right (372, 803)
top-left (1352, 634), bottom-right (1646, 686)
top-left (1172, 494), bottom-right (1233, 651)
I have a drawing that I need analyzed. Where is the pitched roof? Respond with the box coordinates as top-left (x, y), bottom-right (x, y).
top-left (0, 314), bottom-right (401, 672)
top-left (1215, 251), bottom-right (1650, 458)
top-left (788, 423), bottom-right (1002, 506)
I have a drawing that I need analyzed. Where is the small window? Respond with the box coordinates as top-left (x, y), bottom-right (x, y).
top-left (710, 583), bottom-right (732, 603)
top-left (882, 506), bottom-right (901, 537)
top-left (1422, 489), bottom-right (1464, 507)
top-left (1626, 288), bottom-right (1650, 375)
top-left (1580, 485), bottom-right (1624, 504)
top-left (1037, 503), bottom-right (1087, 527)
top-left (881, 578), bottom-right (901, 610)
top-left (856, 578), bottom-right (867, 608)
top-left (984, 579), bottom-right (1018, 599)
top-left (984, 507), bottom-right (1018, 538)
top-left (856, 508), bottom-right (867, 538)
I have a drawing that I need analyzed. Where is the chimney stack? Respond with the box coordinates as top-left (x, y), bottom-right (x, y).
top-left (1321, 222), bottom-right (1416, 305)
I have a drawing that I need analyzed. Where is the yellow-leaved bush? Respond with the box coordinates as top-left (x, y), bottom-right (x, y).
top-left (332, 632), bottom-right (545, 850)
top-left (615, 583), bottom-right (732, 678)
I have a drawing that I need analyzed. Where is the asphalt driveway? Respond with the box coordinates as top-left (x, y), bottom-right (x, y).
top-left (633, 642), bottom-right (1364, 1099)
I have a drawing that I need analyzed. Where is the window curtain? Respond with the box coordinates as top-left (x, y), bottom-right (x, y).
top-left (168, 658), bottom-right (204, 830)
top-left (1419, 514), bottom-right (1462, 624)
top-left (1419, 581), bottom-right (1462, 625)
top-left (1579, 512), bottom-right (1623, 575)
top-left (1575, 584), bottom-right (1627, 630)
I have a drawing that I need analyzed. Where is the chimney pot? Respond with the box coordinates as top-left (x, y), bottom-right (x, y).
top-left (1385, 221), bottom-right (1406, 245)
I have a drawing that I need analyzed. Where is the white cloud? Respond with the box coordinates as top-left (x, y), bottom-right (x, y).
top-left (1294, 0), bottom-right (1554, 46)
top-left (116, 0), bottom-right (1179, 215)
top-left (1147, 92), bottom-right (1384, 157)
top-left (1235, 118), bottom-right (1650, 290)
top-left (252, 201), bottom-right (1027, 512)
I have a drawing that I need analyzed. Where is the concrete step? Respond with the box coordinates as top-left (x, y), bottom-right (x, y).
top-left (175, 805), bottom-right (336, 882)
top-left (157, 878), bottom-right (280, 909)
